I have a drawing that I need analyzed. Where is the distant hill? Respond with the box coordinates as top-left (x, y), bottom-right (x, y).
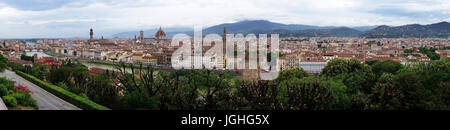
top-left (361, 22), bottom-right (450, 38)
top-left (202, 20), bottom-right (336, 35)
top-left (351, 26), bottom-right (378, 31)
top-left (254, 27), bottom-right (363, 37)
top-left (111, 20), bottom-right (450, 38)
top-left (202, 20), bottom-right (364, 37)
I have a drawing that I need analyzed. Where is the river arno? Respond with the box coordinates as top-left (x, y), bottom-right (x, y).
top-left (24, 50), bottom-right (133, 73)
top-left (24, 42), bottom-right (155, 73)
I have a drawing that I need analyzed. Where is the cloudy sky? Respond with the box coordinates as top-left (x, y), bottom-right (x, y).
top-left (0, 0), bottom-right (448, 38)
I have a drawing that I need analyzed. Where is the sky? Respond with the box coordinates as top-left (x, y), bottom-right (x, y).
top-left (0, 0), bottom-right (448, 38)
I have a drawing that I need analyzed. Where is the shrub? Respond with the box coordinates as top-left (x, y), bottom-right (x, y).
top-left (123, 91), bottom-right (157, 110)
top-left (9, 92), bottom-right (37, 108)
top-left (2, 96), bottom-right (17, 107)
top-left (0, 54), bottom-right (7, 72)
top-left (0, 84), bottom-right (8, 97)
top-left (0, 77), bottom-right (14, 90)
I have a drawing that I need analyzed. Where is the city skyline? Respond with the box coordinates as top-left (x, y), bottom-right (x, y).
top-left (0, 0), bottom-right (449, 38)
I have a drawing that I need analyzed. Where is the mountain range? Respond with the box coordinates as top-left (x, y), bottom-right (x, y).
top-left (112, 20), bottom-right (450, 38)
top-left (361, 22), bottom-right (450, 38)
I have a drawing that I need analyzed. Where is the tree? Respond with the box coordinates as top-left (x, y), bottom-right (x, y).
top-left (319, 77), bottom-right (351, 110)
top-left (418, 47), bottom-right (440, 60)
top-left (0, 54), bottom-right (7, 72)
top-left (371, 60), bottom-right (402, 76)
top-left (20, 54), bottom-right (34, 62)
top-left (30, 64), bottom-right (48, 80)
top-left (7, 61), bottom-right (24, 72)
top-left (87, 73), bottom-right (122, 109)
top-left (320, 58), bottom-right (377, 109)
top-left (47, 61), bottom-right (89, 94)
top-left (115, 62), bottom-right (160, 97)
top-left (232, 80), bottom-right (281, 110)
top-left (63, 63), bottom-right (89, 92)
top-left (320, 58), bottom-right (373, 78)
top-left (403, 48), bottom-right (414, 53)
top-left (394, 72), bottom-right (431, 109)
top-left (48, 65), bottom-right (71, 84)
top-left (394, 58), bottom-right (450, 109)
top-left (321, 58), bottom-right (376, 93)
top-left (232, 77), bottom-right (334, 110)
top-left (0, 77), bottom-right (14, 93)
top-left (276, 67), bottom-right (308, 82)
top-left (365, 60), bottom-right (379, 66)
top-left (278, 79), bottom-right (333, 110)
top-left (435, 82), bottom-right (450, 109)
top-left (370, 73), bottom-right (402, 110)
top-left (156, 70), bottom-right (238, 110)
top-left (123, 90), bottom-right (157, 110)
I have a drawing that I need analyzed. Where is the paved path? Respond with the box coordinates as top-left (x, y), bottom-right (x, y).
top-left (0, 70), bottom-right (80, 110)
top-left (0, 97), bottom-right (7, 110)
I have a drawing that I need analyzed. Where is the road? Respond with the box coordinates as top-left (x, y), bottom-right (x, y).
top-left (0, 97), bottom-right (7, 110)
top-left (0, 70), bottom-right (80, 110)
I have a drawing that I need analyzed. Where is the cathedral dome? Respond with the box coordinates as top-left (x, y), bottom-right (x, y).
top-left (155, 27), bottom-right (166, 39)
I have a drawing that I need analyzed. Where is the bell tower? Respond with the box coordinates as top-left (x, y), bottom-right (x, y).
top-left (222, 27), bottom-right (227, 68)
top-left (139, 30), bottom-right (144, 43)
top-left (90, 28), bottom-right (93, 41)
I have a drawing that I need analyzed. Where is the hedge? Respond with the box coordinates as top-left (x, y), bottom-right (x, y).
top-left (16, 71), bottom-right (110, 110)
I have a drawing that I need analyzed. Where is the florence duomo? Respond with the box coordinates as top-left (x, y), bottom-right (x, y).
top-left (135, 26), bottom-right (169, 45)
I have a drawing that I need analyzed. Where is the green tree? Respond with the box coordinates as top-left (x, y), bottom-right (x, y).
top-left (403, 48), bottom-right (414, 53)
top-left (319, 77), bottom-right (351, 110)
top-left (48, 66), bottom-right (71, 84)
top-left (277, 78), bottom-right (333, 110)
top-left (30, 64), bottom-right (48, 80)
top-left (320, 58), bottom-right (376, 109)
top-left (123, 91), bottom-right (157, 110)
top-left (276, 67), bottom-right (308, 82)
top-left (20, 54), bottom-right (34, 62)
top-left (156, 70), bottom-right (237, 110)
top-left (321, 59), bottom-right (376, 94)
top-left (418, 47), bottom-right (440, 60)
top-left (320, 58), bottom-right (373, 78)
top-left (0, 77), bottom-right (14, 90)
top-left (7, 61), bottom-right (25, 72)
top-left (371, 60), bottom-right (402, 76)
top-left (394, 72), bottom-right (432, 109)
top-left (394, 58), bottom-right (450, 109)
top-left (47, 61), bottom-right (89, 93)
top-left (87, 73), bottom-right (122, 109)
top-left (370, 73), bottom-right (402, 110)
top-left (0, 54), bottom-right (7, 72)
top-left (233, 80), bottom-right (281, 110)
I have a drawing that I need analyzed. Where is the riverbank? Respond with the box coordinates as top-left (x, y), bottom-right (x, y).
top-left (79, 61), bottom-right (157, 74)
top-left (80, 60), bottom-right (155, 69)
top-left (79, 60), bottom-right (165, 71)
top-left (43, 51), bottom-right (64, 58)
